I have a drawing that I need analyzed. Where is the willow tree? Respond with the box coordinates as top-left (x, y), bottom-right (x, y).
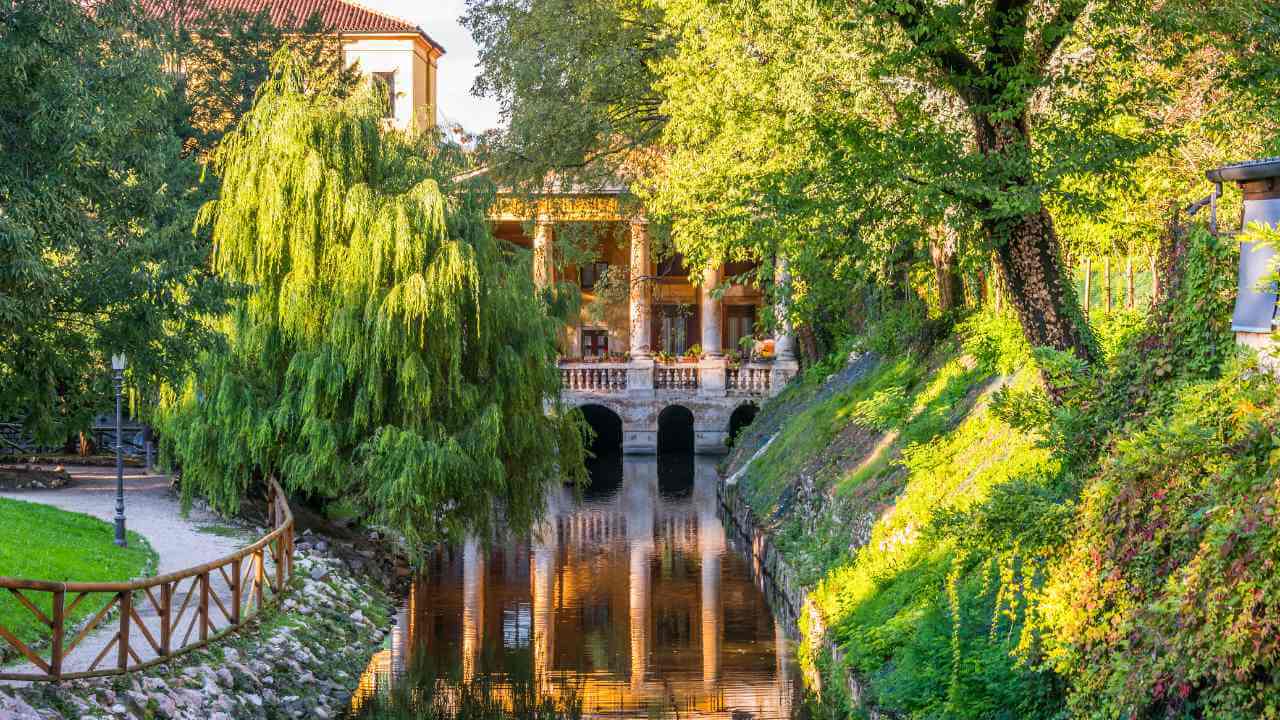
top-left (160, 52), bottom-right (586, 545)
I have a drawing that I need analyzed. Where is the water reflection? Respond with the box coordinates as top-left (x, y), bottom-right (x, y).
top-left (353, 455), bottom-right (800, 719)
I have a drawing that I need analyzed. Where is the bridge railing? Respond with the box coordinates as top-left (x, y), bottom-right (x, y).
top-left (0, 480), bottom-right (293, 681)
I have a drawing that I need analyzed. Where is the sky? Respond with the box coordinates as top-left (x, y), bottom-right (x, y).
top-left (355, 0), bottom-right (503, 134)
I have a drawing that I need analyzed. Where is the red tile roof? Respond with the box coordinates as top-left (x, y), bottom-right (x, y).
top-left (154, 0), bottom-right (445, 54)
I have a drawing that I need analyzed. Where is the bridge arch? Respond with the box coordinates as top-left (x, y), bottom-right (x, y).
top-left (657, 404), bottom-right (696, 454)
top-left (578, 403), bottom-right (624, 457)
top-left (728, 402), bottom-right (759, 447)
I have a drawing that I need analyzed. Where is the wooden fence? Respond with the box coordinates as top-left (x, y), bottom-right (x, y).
top-left (990, 256), bottom-right (1159, 315)
top-left (0, 480), bottom-right (294, 681)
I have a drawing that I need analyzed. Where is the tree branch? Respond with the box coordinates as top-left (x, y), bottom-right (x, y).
top-left (1035, 0), bottom-right (1088, 74)
top-left (884, 0), bottom-right (987, 107)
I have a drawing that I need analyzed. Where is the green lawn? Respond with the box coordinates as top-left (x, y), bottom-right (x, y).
top-left (0, 497), bottom-right (155, 657)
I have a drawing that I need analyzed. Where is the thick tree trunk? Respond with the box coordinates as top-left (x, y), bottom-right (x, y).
top-left (976, 116), bottom-right (1096, 363)
top-left (928, 225), bottom-right (962, 313)
top-left (989, 208), bottom-right (1095, 361)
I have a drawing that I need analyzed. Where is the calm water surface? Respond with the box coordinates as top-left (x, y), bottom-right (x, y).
top-left (353, 454), bottom-right (801, 719)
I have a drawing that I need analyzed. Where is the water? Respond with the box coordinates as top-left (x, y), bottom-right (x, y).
top-left (351, 454), bottom-right (802, 719)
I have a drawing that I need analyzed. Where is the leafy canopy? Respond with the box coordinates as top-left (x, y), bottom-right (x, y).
top-left (159, 52), bottom-right (586, 545)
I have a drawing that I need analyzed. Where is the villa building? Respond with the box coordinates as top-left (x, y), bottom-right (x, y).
top-left (491, 190), bottom-right (800, 455)
top-left (167, 0), bottom-right (444, 132)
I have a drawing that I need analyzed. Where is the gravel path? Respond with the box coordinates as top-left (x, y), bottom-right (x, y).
top-left (0, 467), bottom-right (254, 681)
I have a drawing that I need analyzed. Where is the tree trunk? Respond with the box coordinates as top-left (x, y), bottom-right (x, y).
top-left (929, 221), bottom-right (962, 313)
top-left (976, 116), bottom-right (1096, 362)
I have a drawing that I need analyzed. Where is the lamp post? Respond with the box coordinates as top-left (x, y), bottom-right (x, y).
top-left (111, 353), bottom-right (128, 548)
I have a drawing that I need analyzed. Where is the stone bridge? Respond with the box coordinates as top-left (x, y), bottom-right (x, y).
top-left (558, 356), bottom-right (798, 454)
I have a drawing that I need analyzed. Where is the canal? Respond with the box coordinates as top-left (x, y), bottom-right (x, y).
top-left (351, 426), bottom-right (801, 719)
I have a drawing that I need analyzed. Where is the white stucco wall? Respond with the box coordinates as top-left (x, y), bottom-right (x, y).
top-left (342, 36), bottom-right (437, 131)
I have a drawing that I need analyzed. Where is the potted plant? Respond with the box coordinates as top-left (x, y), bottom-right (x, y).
top-left (684, 343), bottom-right (703, 363)
top-left (655, 350), bottom-right (675, 364)
top-left (726, 349), bottom-right (742, 369)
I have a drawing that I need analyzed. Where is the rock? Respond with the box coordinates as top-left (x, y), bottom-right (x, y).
top-left (154, 694), bottom-right (178, 719)
top-left (209, 713), bottom-right (231, 720)
top-left (244, 693), bottom-right (263, 708)
top-left (222, 647), bottom-right (241, 664)
top-left (215, 667), bottom-right (234, 688)
top-left (315, 540), bottom-right (329, 553)
top-left (349, 609), bottom-right (365, 625)
top-left (108, 704), bottom-right (127, 716)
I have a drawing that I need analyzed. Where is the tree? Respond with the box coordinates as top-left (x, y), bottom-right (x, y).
top-left (463, 0), bottom-right (669, 190)
top-left (159, 52), bottom-right (586, 545)
top-left (0, 0), bottom-right (225, 445)
top-left (150, 0), bottom-right (354, 158)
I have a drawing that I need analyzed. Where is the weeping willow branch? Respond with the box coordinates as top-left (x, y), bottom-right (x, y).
top-left (159, 50), bottom-right (587, 548)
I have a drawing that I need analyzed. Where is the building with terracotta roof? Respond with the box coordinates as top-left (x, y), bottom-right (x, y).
top-left (168, 0), bottom-right (445, 131)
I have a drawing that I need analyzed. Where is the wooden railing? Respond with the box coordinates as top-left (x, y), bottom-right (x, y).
top-left (0, 480), bottom-right (294, 681)
top-left (727, 366), bottom-right (772, 395)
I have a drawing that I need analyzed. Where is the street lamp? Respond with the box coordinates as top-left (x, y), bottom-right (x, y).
top-left (111, 353), bottom-right (128, 548)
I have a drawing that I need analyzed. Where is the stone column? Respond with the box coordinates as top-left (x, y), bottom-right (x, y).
top-left (533, 214), bottom-right (553, 290)
top-left (773, 255), bottom-right (796, 362)
top-left (629, 218), bottom-right (653, 357)
top-left (700, 264), bottom-right (723, 356)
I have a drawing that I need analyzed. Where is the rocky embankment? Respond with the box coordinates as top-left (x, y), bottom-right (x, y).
top-left (0, 549), bottom-right (392, 720)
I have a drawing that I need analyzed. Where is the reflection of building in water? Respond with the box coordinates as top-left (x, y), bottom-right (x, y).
top-left (355, 456), bottom-right (798, 719)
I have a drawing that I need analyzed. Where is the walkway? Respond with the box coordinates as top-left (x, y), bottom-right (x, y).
top-left (0, 467), bottom-right (250, 680)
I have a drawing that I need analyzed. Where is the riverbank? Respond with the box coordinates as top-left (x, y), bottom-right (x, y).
top-left (0, 549), bottom-right (392, 719)
top-left (715, 229), bottom-right (1280, 718)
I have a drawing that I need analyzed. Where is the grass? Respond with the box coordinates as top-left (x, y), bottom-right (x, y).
top-left (0, 497), bottom-right (155, 656)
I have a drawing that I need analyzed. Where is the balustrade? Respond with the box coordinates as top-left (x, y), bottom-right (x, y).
top-left (726, 366), bottom-right (772, 395)
top-left (655, 366), bottom-right (699, 390)
top-left (560, 366), bottom-right (628, 392)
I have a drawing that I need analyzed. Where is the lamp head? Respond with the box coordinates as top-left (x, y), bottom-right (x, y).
top-left (111, 353), bottom-right (127, 372)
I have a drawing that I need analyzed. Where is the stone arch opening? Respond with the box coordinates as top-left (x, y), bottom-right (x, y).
top-left (728, 403), bottom-right (759, 447)
top-left (657, 404), bottom-right (695, 454)
top-left (579, 404), bottom-right (623, 457)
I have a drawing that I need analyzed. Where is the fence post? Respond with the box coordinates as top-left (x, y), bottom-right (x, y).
top-left (1127, 256), bottom-right (1135, 308)
top-left (1082, 258), bottom-right (1092, 317)
top-left (199, 573), bottom-right (210, 642)
top-left (50, 589), bottom-right (65, 679)
top-left (1104, 257), bottom-right (1112, 313)
top-left (231, 557), bottom-right (242, 626)
top-left (118, 590), bottom-right (131, 670)
top-left (255, 549), bottom-right (265, 610)
top-left (160, 581), bottom-right (172, 656)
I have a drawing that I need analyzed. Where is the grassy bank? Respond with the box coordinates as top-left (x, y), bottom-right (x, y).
top-left (0, 498), bottom-right (154, 651)
top-left (728, 227), bottom-right (1280, 718)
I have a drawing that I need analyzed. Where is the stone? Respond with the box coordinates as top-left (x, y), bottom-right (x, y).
top-left (215, 667), bottom-right (234, 688)
top-left (349, 609), bottom-right (365, 625)
top-left (222, 647), bottom-right (241, 664)
top-left (154, 694), bottom-right (178, 719)
top-left (108, 705), bottom-right (127, 716)
top-left (309, 566), bottom-right (329, 582)
top-left (244, 693), bottom-right (263, 708)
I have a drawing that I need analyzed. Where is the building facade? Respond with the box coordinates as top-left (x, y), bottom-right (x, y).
top-left (182, 0), bottom-right (444, 131)
top-left (492, 191), bottom-right (800, 455)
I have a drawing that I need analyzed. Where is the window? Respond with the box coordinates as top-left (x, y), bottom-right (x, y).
top-left (656, 253), bottom-right (688, 278)
top-left (582, 329), bottom-right (609, 358)
top-left (726, 305), bottom-right (757, 353)
top-left (373, 71), bottom-right (396, 119)
top-left (724, 260), bottom-right (759, 282)
top-left (652, 304), bottom-right (699, 355)
top-left (579, 261), bottom-right (609, 291)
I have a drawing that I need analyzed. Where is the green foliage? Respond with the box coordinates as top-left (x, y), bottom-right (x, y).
top-left (0, 0), bottom-right (226, 442)
top-left (0, 498), bottom-right (154, 651)
top-left (158, 52), bottom-right (586, 547)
